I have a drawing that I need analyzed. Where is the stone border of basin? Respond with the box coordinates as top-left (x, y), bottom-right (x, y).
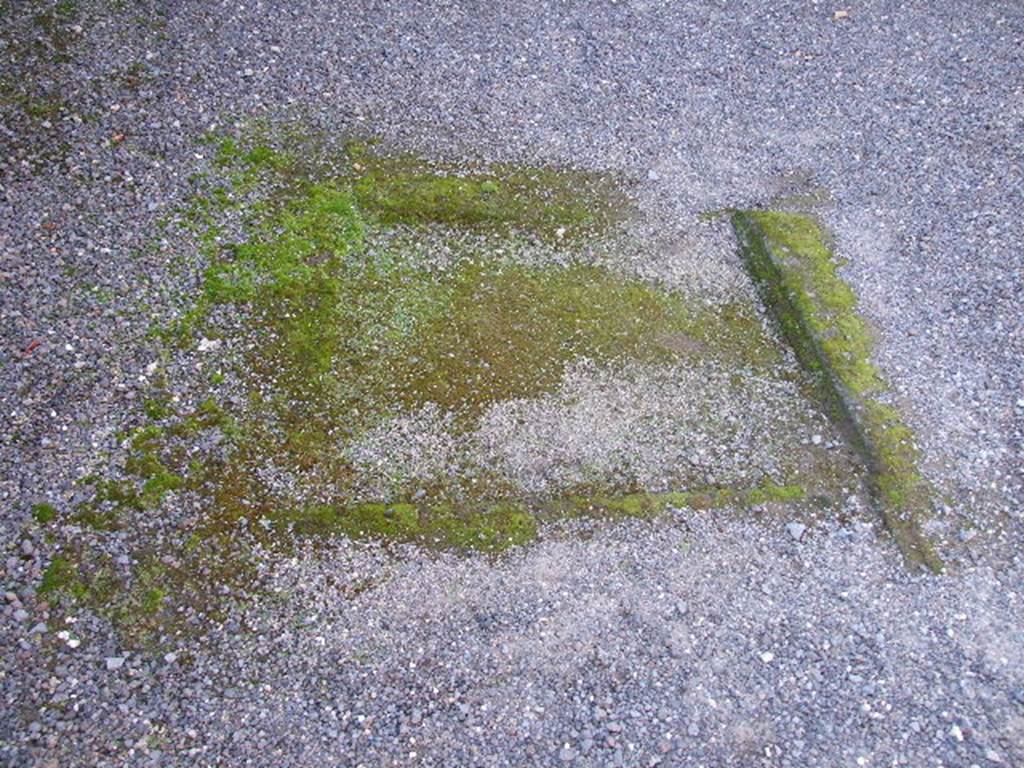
top-left (731, 210), bottom-right (944, 573)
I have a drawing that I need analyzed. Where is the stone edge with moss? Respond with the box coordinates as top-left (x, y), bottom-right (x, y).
top-left (731, 210), bottom-right (944, 573)
top-left (284, 482), bottom-right (807, 552)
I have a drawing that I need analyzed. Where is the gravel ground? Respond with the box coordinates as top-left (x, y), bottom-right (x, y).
top-left (2, 1), bottom-right (1023, 766)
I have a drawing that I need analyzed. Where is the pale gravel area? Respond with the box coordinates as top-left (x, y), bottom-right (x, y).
top-left (2, 1), bottom-right (1023, 766)
top-left (348, 359), bottom-right (839, 500)
top-left (16, 516), bottom-right (1020, 767)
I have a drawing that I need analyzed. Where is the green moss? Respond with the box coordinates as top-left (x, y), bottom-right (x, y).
top-left (192, 178), bottom-right (772, 425)
top-left (129, 158), bottom-right (782, 543)
top-left (32, 502), bottom-right (57, 524)
top-left (351, 156), bottom-right (615, 239)
top-left (72, 505), bottom-right (120, 531)
top-left (39, 557), bottom-right (123, 644)
top-left (130, 424), bottom-right (164, 449)
top-left (745, 483), bottom-right (806, 505)
top-left (143, 396), bottom-right (174, 421)
top-left (89, 478), bottom-right (139, 512)
top-left (861, 403), bottom-right (941, 566)
top-left (101, 560), bottom-right (175, 646)
top-left (139, 586), bottom-right (167, 616)
top-left (211, 135), bottom-right (294, 193)
top-left (37, 540), bottom-right (237, 650)
top-left (736, 212), bottom-right (883, 400)
top-left (554, 484), bottom-right (805, 519)
top-left (96, 136), bottom-right (806, 562)
top-left (77, 419), bottom-right (191, 520)
top-left (78, 130), bottom-right (836, 651)
top-left (120, 425), bottom-right (184, 507)
top-left (285, 499), bottom-right (538, 552)
top-left (140, 471), bottom-right (184, 507)
top-left (292, 502), bottom-right (420, 540)
top-left (732, 210), bottom-right (942, 572)
top-left (40, 556), bottom-right (80, 595)
top-left (277, 482), bottom-right (805, 552)
top-left (379, 261), bottom-right (762, 412)
top-left (39, 551), bottom-right (123, 608)
top-left (165, 397), bottom-right (236, 441)
top-left (426, 502), bottom-right (537, 550)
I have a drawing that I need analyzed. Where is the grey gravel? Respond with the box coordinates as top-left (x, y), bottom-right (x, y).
top-left (1, 1), bottom-right (1023, 767)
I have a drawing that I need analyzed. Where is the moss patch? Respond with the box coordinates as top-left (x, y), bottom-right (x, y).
top-left (38, 546), bottom-right (227, 648)
top-left (31, 502), bottom-right (57, 524)
top-left (59, 131), bottom-right (841, 646)
top-left (349, 149), bottom-right (620, 240)
top-left (128, 139), bottom-right (788, 547)
top-left (277, 482), bottom-right (805, 551)
top-left (101, 136), bottom-right (814, 546)
top-left (39, 555), bottom-right (84, 598)
top-left (732, 210), bottom-right (943, 572)
top-left (545, 483), bottom-right (806, 519)
top-left (288, 500), bottom-right (539, 552)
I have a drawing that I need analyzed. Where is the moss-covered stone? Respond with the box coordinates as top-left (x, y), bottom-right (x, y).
top-left (271, 482), bottom-right (806, 552)
top-left (731, 210), bottom-right (943, 572)
top-left (115, 141), bottom-right (797, 547)
top-left (286, 499), bottom-right (538, 551)
top-left (195, 179), bottom-right (735, 419)
top-left (90, 135), bottom-right (824, 550)
top-left (547, 484), bottom-right (806, 519)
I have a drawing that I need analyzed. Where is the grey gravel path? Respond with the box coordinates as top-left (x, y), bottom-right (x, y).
top-left (2, 1), bottom-right (1023, 766)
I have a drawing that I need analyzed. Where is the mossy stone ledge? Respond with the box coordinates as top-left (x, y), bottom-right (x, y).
top-left (731, 210), bottom-right (944, 573)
